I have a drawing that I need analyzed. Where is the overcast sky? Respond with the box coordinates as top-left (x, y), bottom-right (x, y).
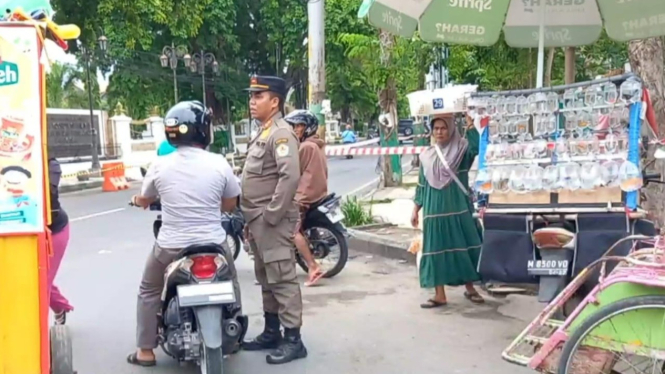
top-left (44, 39), bottom-right (109, 91)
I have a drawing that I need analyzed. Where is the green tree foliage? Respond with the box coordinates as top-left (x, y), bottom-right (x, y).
top-left (46, 62), bottom-right (103, 109)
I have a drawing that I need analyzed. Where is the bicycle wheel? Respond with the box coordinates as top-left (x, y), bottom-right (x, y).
top-left (558, 295), bottom-right (665, 374)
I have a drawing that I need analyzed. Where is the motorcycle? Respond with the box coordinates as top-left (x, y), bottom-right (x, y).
top-left (130, 199), bottom-right (248, 374)
top-left (296, 193), bottom-right (349, 278)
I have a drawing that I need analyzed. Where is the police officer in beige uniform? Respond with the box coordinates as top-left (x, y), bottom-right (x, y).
top-left (241, 75), bottom-right (307, 364)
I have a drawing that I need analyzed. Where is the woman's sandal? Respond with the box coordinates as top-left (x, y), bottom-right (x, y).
top-left (464, 291), bottom-right (485, 304)
top-left (420, 299), bottom-right (447, 309)
top-left (126, 352), bottom-right (156, 367)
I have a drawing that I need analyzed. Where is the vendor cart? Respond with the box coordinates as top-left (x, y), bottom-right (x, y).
top-left (0, 17), bottom-right (80, 374)
top-left (469, 74), bottom-right (660, 312)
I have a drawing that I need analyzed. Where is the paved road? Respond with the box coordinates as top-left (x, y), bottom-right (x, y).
top-left (56, 155), bottom-right (537, 374)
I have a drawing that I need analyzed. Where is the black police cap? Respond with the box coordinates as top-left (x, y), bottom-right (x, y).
top-left (245, 75), bottom-right (287, 98)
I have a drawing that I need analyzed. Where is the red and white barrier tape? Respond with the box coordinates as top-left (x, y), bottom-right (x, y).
top-left (325, 146), bottom-right (427, 156)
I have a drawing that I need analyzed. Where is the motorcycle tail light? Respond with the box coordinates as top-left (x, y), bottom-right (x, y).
top-left (191, 255), bottom-right (219, 279)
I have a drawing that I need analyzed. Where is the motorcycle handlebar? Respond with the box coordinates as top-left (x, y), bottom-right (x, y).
top-left (645, 173), bottom-right (662, 181)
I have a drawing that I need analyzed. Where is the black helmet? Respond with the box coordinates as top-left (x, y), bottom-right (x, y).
top-left (164, 101), bottom-right (212, 148)
top-left (284, 110), bottom-right (318, 140)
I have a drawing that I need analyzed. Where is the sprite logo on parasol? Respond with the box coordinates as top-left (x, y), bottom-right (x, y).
top-left (449, 0), bottom-right (493, 13)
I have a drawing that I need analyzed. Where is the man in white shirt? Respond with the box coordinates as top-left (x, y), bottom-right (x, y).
top-left (126, 101), bottom-right (241, 367)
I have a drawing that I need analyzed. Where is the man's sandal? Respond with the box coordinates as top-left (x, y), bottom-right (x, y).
top-left (464, 292), bottom-right (485, 304)
top-left (420, 299), bottom-right (447, 309)
top-left (126, 352), bottom-right (156, 367)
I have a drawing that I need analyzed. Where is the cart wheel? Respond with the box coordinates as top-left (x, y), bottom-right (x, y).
top-left (50, 325), bottom-right (74, 374)
top-left (558, 295), bottom-right (665, 374)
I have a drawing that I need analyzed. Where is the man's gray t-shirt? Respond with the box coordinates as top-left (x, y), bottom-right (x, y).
top-left (141, 146), bottom-right (241, 249)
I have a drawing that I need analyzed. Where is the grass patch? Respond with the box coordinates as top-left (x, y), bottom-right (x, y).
top-left (341, 196), bottom-right (374, 227)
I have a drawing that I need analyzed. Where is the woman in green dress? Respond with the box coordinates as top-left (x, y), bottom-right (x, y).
top-left (411, 114), bottom-right (484, 308)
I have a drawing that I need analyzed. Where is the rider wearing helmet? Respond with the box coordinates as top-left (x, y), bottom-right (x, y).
top-left (284, 110), bottom-right (328, 286)
top-left (127, 101), bottom-right (241, 367)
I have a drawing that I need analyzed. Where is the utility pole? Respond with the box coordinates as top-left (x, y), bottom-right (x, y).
top-left (160, 44), bottom-right (190, 105)
top-left (82, 35), bottom-right (107, 172)
top-left (308, 0), bottom-right (326, 136)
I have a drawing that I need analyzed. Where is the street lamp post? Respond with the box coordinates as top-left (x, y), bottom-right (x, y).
top-left (189, 50), bottom-right (219, 108)
top-left (160, 44), bottom-right (190, 104)
top-left (82, 35), bottom-right (107, 171)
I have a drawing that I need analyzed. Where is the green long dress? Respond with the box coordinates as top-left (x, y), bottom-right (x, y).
top-left (414, 128), bottom-right (483, 288)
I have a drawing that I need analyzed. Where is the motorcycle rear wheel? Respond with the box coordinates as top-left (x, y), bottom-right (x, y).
top-left (201, 346), bottom-right (223, 374)
top-left (297, 221), bottom-right (348, 278)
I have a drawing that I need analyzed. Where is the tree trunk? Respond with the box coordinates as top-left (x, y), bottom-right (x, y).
top-left (564, 47), bottom-right (576, 84)
top-left (378, 29), bottom-right (401, 187)
top-left (628, 37), bottom-right (665, 229)
top-left (544, 48), bottom-right (555, 87)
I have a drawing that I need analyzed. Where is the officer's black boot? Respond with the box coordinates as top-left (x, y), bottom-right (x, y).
top-left (266, 327), bottom-right (308, 365)
top-left (242, 313), bottom-right (282, 351)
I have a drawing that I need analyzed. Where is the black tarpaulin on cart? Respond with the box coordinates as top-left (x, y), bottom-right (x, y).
top-left (477, 214), bottom-right (535, 284)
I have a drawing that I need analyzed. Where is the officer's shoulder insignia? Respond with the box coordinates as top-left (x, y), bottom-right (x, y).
top-left (259, 128), bottom-right (271, 140)
top-left (276, 143), bottom-right (290, 157)
top-left (275, 138), bottom-right (288, 145)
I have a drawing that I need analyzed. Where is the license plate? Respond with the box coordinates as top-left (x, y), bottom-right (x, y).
top-left (326, 206), bottom-right (344, 223)
top-left (177, 281), bottom-right (236, 307)
top-left (527, 260), bottom-right (569, 276)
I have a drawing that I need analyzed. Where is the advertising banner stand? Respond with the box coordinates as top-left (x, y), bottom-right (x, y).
top-left (0, 22), bottom-right (74, 374)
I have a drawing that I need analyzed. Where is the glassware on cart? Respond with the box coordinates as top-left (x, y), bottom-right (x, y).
top-left (485, 143), bottom-right (496, 161)
top-left (619, 77), bottom-right (642, 104)
top-left (604, 132), bottom-right (619, 154)
top-left (524, 165), bottom-right (544, 191)
top-left (508, 117), bottom-right (519, 137)
top-left (497, 96), bottom-right (507, 115)
top-left (488, 116), bottom-right (500, 137)
top-left (515, 95), bottom-right (528, 115)
top-left (618, 160), bottom-right (643, 192)
top-left (475, 168), bottom-right (493, 194)
top-left (542, 165), bottom-right (559, 191)
top-left (492, 167), bottom-right (510, 193)
top-left (523, 142), bottom-right (536, 159)
top-left (573, 87), bottom-right (585, 109)
top-left (608, 108), bottom-right (623, 130)
top-left (584, 85), bottom-right (600, 107)
top-left (509, 143), bottom-right (523, 159)
top-left (495, 141), bottom-right (509, 160)
top-left (564, 112), bottom-right (578, 133)
top-left (527, 93), bottom-right (539, 114)
top-left (602, 82), bottom-right (618, 105)
top-left (508, 166), bottom-right (527, 193)
top-left (600, 160), bottom-right (620, 187)
top-left (505, 95), bottom-right (517, 115)
top-left (498, 117), bottom-right (510, 137)
top-left (561, 162), bottom-right (582, 191)
top-left (577, 111), bottom-right (592, 129)
top-left (580, 162), bottom-right (601, 190)
top-left (487, 96), bottom-right (498, 117)
top-left (533, 115), bottom-right (546, 137)
top-left (563, 89), bottom-right (575, 109)
top-left (546, 92), bottom-right (559, 113)
top-left (535, 92), bottom-right (548, 114)
top-left (546, 114), bottom-right (558, 135)
top-left (534, 139), bottom-right (548, 158)
top-left (555, 137), bottom-right (569, 157)
top-left (516, 116), bottom-right (529, 136)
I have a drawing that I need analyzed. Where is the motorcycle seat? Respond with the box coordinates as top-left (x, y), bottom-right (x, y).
top-left (311, 193), bottom-right (337, 209)
top-left (182, 243), bottom-right (226, 257)
top-left (532, 227), bottom-right (576, 250)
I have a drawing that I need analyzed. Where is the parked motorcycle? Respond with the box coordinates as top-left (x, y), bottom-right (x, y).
top-left (130, 200), bottom-right (247, 374)
top-left (297, 193), bottom-right (349, 278)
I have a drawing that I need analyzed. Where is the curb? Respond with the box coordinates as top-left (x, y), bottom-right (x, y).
top-left (347, 227), bottom-right (415, 265)
top-left (60, 180), bottom-right (104, 193)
